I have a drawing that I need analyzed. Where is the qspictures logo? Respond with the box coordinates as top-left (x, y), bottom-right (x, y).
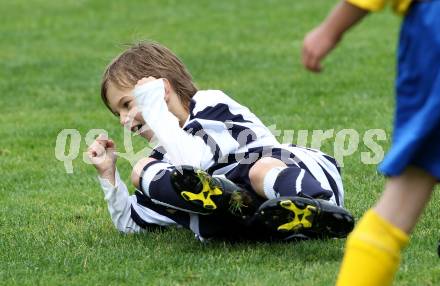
top-left (55, 124), bottom-right (387, 174)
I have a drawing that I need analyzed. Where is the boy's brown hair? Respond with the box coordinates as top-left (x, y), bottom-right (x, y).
top-left (101, 41), bottom-right (197, 112)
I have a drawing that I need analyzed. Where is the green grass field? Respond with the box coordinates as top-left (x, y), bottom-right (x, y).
top-left (1, 0), bottom-right (439, 285)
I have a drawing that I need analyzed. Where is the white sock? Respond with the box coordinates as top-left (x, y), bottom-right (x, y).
top-left (263, 167), bottom-right (287, 199)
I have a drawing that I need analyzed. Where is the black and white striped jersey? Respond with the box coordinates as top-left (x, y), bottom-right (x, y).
top-left (150, 90), bottom-right (277, 167)
top-left (149, 90), bottom-right (344, 206)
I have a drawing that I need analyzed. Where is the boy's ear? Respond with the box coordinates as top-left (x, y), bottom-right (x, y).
top-left (163, 78), bottom-right (172, 102)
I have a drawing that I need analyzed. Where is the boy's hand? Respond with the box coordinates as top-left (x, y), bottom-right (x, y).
top-left (133, 77), bottom-right (170, 130)
top-left (302, 25), bottom-right (340, 73)
top-left (87, 134), bottom-right (117, 184)
top-left (301, 2), bottom-right (368, 73)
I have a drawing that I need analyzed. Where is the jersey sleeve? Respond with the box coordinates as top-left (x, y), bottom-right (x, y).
top-left (98, 169), bottom-right (176, 233)
top-left (346, 0), bottom-right (387, 12)
top-left (134, 80), bottom-right (215, 169)
top-left (148, 122), bottom-right (216, 169)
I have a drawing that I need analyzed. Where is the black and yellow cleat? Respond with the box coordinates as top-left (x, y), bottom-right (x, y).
top-left (180, 170), bottom-right (223, 210)
top-left (170, 165), bottom-right (262, 218)
top-left (255, 196), bottom-right (354, 238)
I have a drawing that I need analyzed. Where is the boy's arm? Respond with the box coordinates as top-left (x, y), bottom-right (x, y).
top-left (134, 79), bottom-right (215, 169)
top-left (87, 136), bottom-right (174, 233)
top-left (302, 1), bottom-right (369, 72)
top-left (98, 169), bottom-right (143, 233)
top-left (98, 169), bottom-right (177, 233)
top-left (88, 135), bottom-right (140, 232)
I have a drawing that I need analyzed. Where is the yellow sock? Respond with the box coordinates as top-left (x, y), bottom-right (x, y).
top-left (336, 210), bottom-right (409, 286)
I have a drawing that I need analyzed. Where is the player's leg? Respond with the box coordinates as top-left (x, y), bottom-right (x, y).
top-left (254, 195), bottom-right (354, 238)
top-left (249, 157), bottom-right (333, 200)
top-left (336, 166), bottom-right (436, 286)
top-left (169, 165), bottom-right (262, 219)
top-left (131, 158), bottom-right (260, 217)
top-left (248, 157), bottom-right (354, 238)
top-left (131, 157), bottom-right (157, 189)
top-left (248, 157), bottom-right (287, 198)
top-left (376, 168), bottom-right (436, 233)
top-left (337, 2), bottom-right (440, 283)
top-left (132, 157), bottom-right (206, 213)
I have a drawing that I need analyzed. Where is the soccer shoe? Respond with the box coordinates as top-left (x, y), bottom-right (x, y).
top-left (254, 196), bottom-right (354, 238)
top-left (170, 165), bottom-right (261, 218)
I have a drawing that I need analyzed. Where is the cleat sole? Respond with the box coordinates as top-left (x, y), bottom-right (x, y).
top-left (256, 196), bottom-right (355, 238)
top-left (256, 197), bottom-right (320, 235)
top-left (179, 170), bottom-right (223, 210)
top-left (276, 199), bottom-right (317, 232)
top-left (171, 165), bottom-right (262, 217)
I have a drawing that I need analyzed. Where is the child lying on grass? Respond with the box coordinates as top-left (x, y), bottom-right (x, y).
top-left (87, 41), bottom-right (354, 241)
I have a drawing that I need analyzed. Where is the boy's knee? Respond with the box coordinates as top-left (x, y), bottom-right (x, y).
top-left (249, 157), bottom-right (286, 181)
top-left (131, 157), bottom-right (157, 189)
top-left (249, 157), bottom-right (287, 194)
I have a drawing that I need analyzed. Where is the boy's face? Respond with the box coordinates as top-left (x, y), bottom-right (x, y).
top-left (106, 82), bottom-right (154, 141)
